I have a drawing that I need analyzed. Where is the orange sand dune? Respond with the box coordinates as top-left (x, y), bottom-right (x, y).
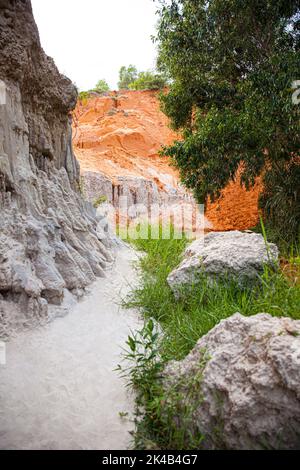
top-left (73, 90), bottom-right (260, 231)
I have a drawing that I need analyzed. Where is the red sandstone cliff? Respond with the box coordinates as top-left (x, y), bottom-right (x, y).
top-left (73, 90), bottom-right (261, 231)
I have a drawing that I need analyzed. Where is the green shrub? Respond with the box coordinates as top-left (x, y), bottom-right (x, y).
top-left (129, 71), bottom-right (168, 91)
top-left (78, 91), bottom-right (90, 103)
top-left (93, 79), bottom-right (110, 94)
top-left (118, 319), bottom-right (207, 450)
top-left (118, 65), bottom-right (168, 91)
top-left (118, 65), bottom-right (138, 90)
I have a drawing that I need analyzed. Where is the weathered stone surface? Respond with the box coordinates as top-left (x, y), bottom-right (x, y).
top-left (83, 171), bottom-right (114, 205)
top-left (82, 170), bottom-right (190, 211)
top-left (0, 0), bottom-right (113, 337)
top-left (167, 231), bottom-right (279, 296)
top-left (164, 313), bottom-right (300, 450)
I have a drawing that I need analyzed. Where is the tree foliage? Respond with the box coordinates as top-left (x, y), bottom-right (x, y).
top-left (129, 70), bottom-right (168, 90)
top-left (94, 79), bottom-right (110, 93)
top-left (155, 0), bottom-right (300, 240)
top-left (118, 65), bottom-right (138, 90)
top-left (118, 65), bottom-right (167, 90)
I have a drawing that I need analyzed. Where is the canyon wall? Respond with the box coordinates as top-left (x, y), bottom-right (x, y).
top-left (73, 92), bottom-right (261, 231)
top-left (0, 0), bottom-right (112, 338)
top-left (73, 91), bottom-right (193, 211)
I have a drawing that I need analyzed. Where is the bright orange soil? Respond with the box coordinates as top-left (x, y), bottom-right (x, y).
top-left (207, 176), bottom-right (261, 231)
top-left (73, 90), bottom-right (261, 231)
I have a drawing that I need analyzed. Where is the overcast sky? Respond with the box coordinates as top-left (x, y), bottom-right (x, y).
top-left (31, 0), bottom-right (158, 91)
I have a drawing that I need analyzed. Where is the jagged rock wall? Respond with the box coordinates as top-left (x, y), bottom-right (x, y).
top-left (0, 0), bottom-right (113, 338)
top-left (83, 171), bottom-right (192, 210)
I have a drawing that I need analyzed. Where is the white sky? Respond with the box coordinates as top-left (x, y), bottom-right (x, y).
top-left (31, 0), bottom-right (158, 91)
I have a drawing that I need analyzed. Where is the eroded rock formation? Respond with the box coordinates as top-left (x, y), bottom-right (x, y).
top-left (167, 231), bottom-right (279, 297)
top-left (74, 91), bottom-right (192, 211)
top-left (164, 313), bottom-right (300, 450)
top-left (0, 0), bottom-right (113, 338)
top-left (83, 171), bottom-right (192, 210)
top-left (73, 92), bottom-right (261, 231)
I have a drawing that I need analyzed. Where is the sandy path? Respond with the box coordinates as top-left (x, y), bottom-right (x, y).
top-left (0, 246), bottom-right (140, 450)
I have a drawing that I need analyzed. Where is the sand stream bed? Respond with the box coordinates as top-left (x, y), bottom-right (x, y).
top-left (0, 246), bottom-right (140, 450)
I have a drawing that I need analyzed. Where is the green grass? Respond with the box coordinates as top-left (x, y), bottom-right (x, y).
top-left (120, 224), bottom-right (300, 449)
top-left (251, 218), bottom-right (300, 259)
top-left (126, 226), bottom-right (300, 362)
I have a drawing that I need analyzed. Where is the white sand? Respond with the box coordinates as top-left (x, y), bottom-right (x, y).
top-left (0, 246), bottom-right (140, 450)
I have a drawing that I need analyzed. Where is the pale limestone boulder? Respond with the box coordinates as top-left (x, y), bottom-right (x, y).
top-left (164, 313), bottom-right (300, 450)
top-left (167, 231), bottom-right (279, 296)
